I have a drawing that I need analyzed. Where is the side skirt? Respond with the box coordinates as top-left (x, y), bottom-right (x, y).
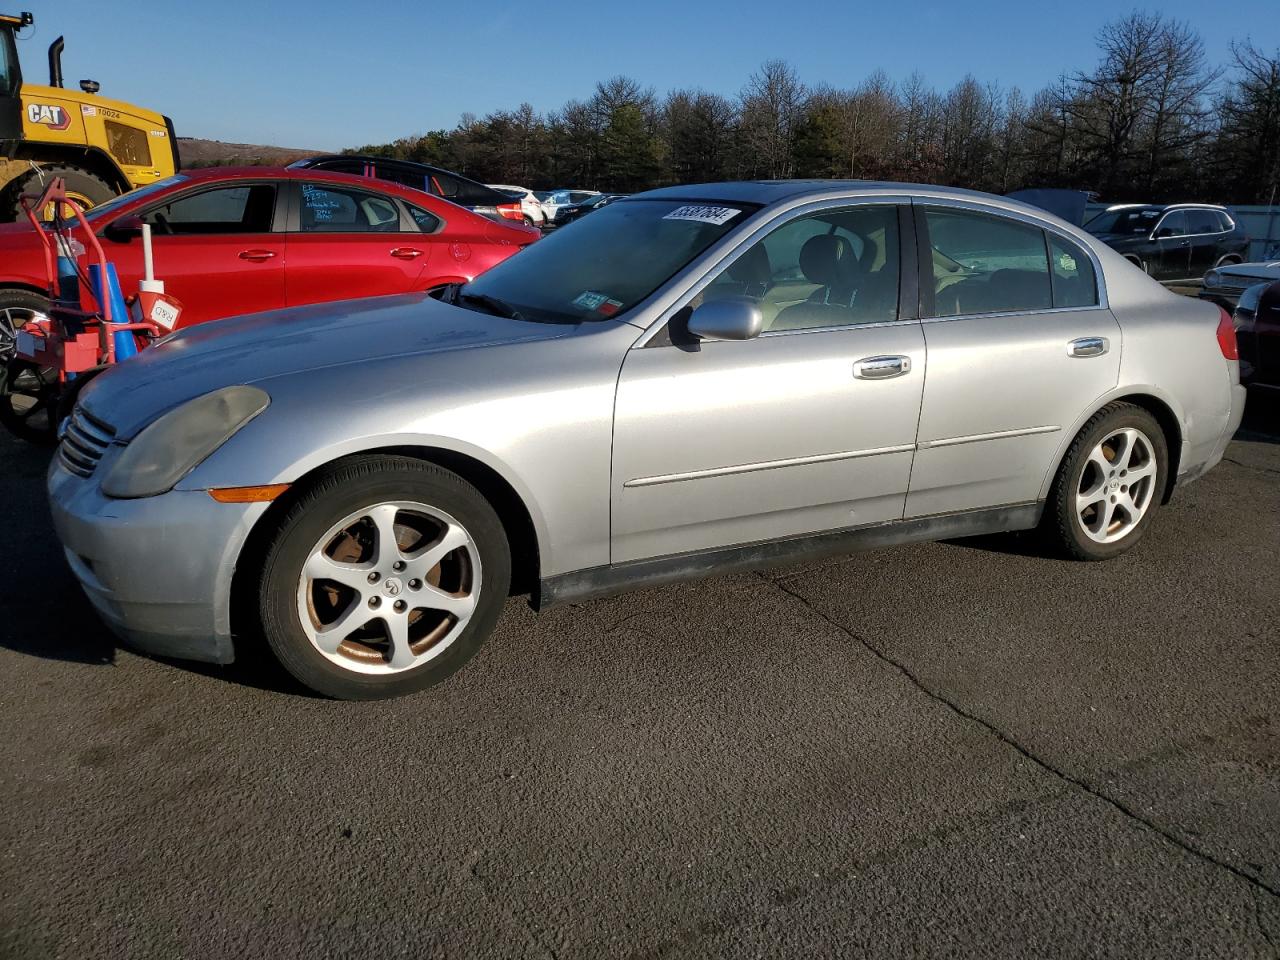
top-left (537, 502), bottom-right (1043, 609)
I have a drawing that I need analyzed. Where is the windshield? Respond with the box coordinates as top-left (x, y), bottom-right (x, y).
top-left (86, 175), bottom-right (190, 221)
top-left (1085, 207), bottom-right (1160, 236)
top-left (459, 199), bottom-right (756, 323)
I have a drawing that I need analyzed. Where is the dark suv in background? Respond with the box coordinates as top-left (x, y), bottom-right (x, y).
top-left (289, 155), bottom-right (527, 225)
top-left (1084, 203), bottom-right (1250, 282)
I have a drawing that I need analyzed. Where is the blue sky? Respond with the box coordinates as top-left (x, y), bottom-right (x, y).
top-left (14, 0), bottom-right (1279, 150)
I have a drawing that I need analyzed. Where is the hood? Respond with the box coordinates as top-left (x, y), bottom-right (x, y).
top-left (79, 293), bottom-right (571, 439)
top-left (1220, 261), bottom-right (1280, 278)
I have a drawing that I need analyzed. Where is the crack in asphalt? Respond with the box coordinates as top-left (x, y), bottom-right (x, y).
top-left (632, 783), bottom-right (1077, 959)
top-left (1256, 889), bottom-right (1280, 958)
top-left (1223, 456), bottom-right (1280, 477)
top-left (765, 573), bottom-right (1280, 906)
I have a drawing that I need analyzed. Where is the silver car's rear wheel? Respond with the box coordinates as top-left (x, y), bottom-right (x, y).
top-left (258, 456), bottom-right (511, 700)
top-left (297, 501), bottom-right (482, 675)
top-left (1075, 427), bottom-right (1158, 543)
top-left (1044, 402), bottom-right (1168, 561)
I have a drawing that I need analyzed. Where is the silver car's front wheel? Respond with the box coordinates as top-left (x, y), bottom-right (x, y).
top-left (259, 456), bottom-right (511, 700)
top-left (1045, 403), bottom-right (1168, 561)
top-left (297, 501), bottom-right (482, 675)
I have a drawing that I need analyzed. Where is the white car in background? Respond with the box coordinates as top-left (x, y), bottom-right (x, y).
top-left (539, 189), bottom-right (600, 225)
top-left (487, 185), bottom-right (545, 226)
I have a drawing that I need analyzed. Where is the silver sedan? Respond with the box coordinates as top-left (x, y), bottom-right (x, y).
top-left (48, 181), bottom-right (1246, 699)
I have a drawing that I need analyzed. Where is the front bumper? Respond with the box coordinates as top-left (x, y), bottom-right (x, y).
top-left (47, 456), bottom-right (268, 664)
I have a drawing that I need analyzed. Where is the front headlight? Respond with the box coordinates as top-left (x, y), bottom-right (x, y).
top-left (1204, 270), bottom-right (1222, 289)
top-left (101, 385), bottom-right (269, 499)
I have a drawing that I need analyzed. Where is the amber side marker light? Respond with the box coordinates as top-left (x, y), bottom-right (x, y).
top-left (208, 484), bottom-right (291, 503)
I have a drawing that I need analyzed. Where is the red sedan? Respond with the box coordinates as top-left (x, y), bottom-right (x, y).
top-left (0, 166), bottom-right (537, 351)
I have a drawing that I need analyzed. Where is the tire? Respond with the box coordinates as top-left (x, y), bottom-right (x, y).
top-left (2, 164), bottom-right (116, 222)
top-left (0, 357), bottom-right (61, 445)
top-left (256, 455), bottom-right (511, 700)
top-left (1042, 402), bottom-right (1169, 561)
top-left (1214, 255), bottom-right (1243, 268)
top-left (0, 288), bottom-right (50, 363)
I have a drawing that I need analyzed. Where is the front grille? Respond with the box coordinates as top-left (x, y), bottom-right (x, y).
top-left (58, 404), bottom-right (117, 478)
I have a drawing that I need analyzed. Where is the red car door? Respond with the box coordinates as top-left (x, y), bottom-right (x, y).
top-left (103, 181), bottom-right (286, 328)
top-left (284, 181), bottom-right (433, 307)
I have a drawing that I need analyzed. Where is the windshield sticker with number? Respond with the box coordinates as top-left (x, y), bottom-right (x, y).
top-left (662, 205), bottom-right (740, 226)
top-left (572, 290), bottom-right (610, 311)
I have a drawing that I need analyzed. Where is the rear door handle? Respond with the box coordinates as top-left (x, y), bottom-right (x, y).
top-left (238, 249), bottom-right (277, 262)
top-left (390, 247), bottom-right (423, 260)
top-left (1068, 336), bottom-right (1110, 358)
top-left (853, 355), bottom-right (911, 380)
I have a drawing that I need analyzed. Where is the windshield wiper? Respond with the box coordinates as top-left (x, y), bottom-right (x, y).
top-left (458, 292), bottom-right (524, 321)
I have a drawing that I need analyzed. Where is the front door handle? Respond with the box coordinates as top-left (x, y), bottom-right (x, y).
top-left (1068, 336), bottom-right (1110, 358)
top-left (854, 355), bottom-right (912, 380)
top-left (390, 247), bottom-right (424, 260)
top-left (238, 249), bottom-right (277, 262)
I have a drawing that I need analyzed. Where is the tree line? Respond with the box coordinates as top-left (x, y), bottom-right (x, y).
top-left (349, 12), bottom-right (1280, 205)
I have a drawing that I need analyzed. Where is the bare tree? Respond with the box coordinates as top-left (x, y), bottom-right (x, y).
top-left (1216, 41), bottom-right (1280, 204)
top-left (739, 59), bottom-right (806, 179)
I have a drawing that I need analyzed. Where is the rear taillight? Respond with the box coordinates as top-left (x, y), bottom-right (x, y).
top-left (1216, 306), bottom-right (1238, 360)
top-left (496, 202), bottom-right (524, 221)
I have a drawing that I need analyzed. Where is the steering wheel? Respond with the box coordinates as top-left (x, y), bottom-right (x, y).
top-left (152, 212), bottom-right (174, 236)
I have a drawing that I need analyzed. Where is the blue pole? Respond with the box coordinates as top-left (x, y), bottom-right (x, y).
top-left (88, 263), bottom-right (136, 361)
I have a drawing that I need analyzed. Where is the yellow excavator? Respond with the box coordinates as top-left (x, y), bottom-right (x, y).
top-left (0, 11), bottom-right (178, 221)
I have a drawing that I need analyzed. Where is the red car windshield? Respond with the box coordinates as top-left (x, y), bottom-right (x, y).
top-left (459, 199), bottom-right (756, 323)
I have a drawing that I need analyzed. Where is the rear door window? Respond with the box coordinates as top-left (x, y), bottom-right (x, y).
top-left (406, 204), bottom-right (442, 232)
top-left (1187, 210), bottom-right (1219, 235)
top-left (377, 164), bottom-right (432, 194)
top-left (298, 183), bottom-right (403, 232)
top-left (1049, 234), bottom-right (1098, 309)
top-left (924, 207), bottom-right (1052, 316)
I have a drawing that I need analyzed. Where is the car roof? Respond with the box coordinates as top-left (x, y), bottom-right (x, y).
top-left (1104, 202), bottom-right (1229, 213)
top-left (629, 180), bottom-right (1089, 220)
top-left (132, 166), bottom-right (486, 217)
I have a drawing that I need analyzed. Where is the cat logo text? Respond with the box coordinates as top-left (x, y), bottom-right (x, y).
top-left (27, 104), bottom-right (72, 131)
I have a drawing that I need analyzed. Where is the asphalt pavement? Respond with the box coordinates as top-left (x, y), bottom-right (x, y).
top-left (1, 402), bottom-right (1278, 959)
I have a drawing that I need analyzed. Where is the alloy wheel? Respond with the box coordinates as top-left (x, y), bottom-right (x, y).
top-left (296, 501), bottom-right (482, 675)
top-left (0, 306), bottom-right (47, 363)
top-left (1075, 427), bottom-right (1158, 543)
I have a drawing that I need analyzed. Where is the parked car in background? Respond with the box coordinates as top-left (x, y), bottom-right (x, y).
top-left (1084, 203), bottom-right (1250, 283)
top-left (48, 180), bottom-right (1243, 700)
top-left (290, 156), bottom-right (528, 226)
top-left (1200, 258), bottom-right (1280, 310)
top-left (549, 193), bottom-right (626, 228)
top-left (1233, 279), bottom-right (1280, 393)
top-left (487, 185), bottom-right (545, 227)
top-left (0, 167), bottom-right (537, 358)
top-left (540, 189), bottom-right (599, 223)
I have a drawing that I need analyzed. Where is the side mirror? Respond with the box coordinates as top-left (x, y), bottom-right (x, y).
top-left (686, 297), bottom-right (764, 341)
top-left (104, 214), bottom-right (144, 241)
top-left (1154, 227), bottom-right (1176, 239)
